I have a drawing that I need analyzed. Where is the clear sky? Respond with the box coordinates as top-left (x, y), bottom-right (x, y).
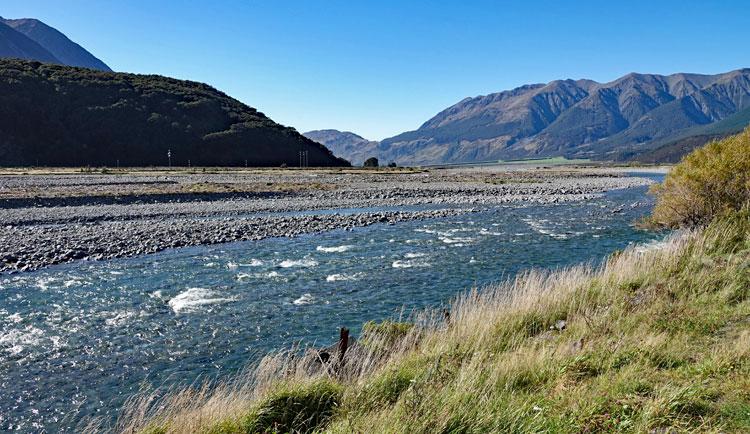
top-left (2, 1), bottom-right (749, 140)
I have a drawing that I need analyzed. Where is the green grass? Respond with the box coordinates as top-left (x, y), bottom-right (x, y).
top-left (116, 210), bottom-right (750, 434)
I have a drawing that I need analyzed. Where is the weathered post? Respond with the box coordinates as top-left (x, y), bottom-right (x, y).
top-left (337, 327), bottom-right (350, 366)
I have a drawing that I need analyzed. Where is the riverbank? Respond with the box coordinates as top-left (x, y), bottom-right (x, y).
top-left (0, 166), bottom-right (655, 273)
top-left (113, 210), bottom-right (750, 434)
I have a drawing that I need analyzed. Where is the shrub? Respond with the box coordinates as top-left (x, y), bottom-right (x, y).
top-left (363, 157), bottom-right (379, 168)
top-left (650, 128), bottom-right (750, 228)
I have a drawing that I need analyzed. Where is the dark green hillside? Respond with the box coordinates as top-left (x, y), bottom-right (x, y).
top-left (631, 106), bottom-right (750, 163)
top-left (0, 59), bottom-right (349, 167)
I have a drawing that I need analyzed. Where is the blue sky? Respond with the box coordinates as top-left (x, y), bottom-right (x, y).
top-left (3, 1), bottom-right (749, 140)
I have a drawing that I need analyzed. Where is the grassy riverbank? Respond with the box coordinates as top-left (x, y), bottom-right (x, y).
top-left (108, 209), bottom-right (750, 433)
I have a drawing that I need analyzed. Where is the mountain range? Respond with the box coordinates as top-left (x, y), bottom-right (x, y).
top-left (0, 59), bottom-right (348, 167)
top-left (0, 16), bottom-right (110, 71)
top-left (308, 69), bottom-right (750, 165)
top-left (3, 16), bottom-right (748, 167)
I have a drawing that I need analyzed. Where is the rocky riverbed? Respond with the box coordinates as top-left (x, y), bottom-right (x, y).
top-left (0, 167), bottom-right (658, 273)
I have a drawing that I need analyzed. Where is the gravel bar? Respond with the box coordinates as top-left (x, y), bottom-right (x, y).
top-left (0, 168), bottom-right (656, 274)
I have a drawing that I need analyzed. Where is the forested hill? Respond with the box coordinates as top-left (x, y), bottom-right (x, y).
top-left (0, 59), bottom-right (349, 167)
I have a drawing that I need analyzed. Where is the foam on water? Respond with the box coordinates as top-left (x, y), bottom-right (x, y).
top-left (522, 218), bottom-right (570, 240)
top-left (293, 293), bottom-right (314, 305)
top-left (404, 252), bottom-right (427, 259)
top-left (0, 325), bottom-right (46, 355)
top-left (316, 245), bottom-right (354, 253)
top-left (35, 277), bottom-right (56, 290)
top-left (439, 236), bottom-right (474, 244)
top-left (279, 259), bottom-right (318, 268)
top-left (392, 259), bottom-right (431, 268)
top-left (634, 238), bottom-right (671, 254)
top-left (167, 288), bottom-right (236, 314)
top-left (104, 310), bottom-right (138, 327)
top-left (325, 273), bottom-right (361, 282)
top-left (479, 228), bottom-right (504, 236)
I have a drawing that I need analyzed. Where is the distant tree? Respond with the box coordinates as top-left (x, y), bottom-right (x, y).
top-left (387, 162), bottom-right (397, 168)
top-left (363, 157), bottom-right (379, 168)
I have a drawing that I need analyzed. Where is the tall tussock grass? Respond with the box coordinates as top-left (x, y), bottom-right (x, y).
top-left (91, 210), bottom-right (750, 433)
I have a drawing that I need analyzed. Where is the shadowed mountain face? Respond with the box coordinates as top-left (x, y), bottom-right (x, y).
top-left (303, 130), bottom-right (380, 165)
top-left (0, 59), bottom-right (349, 167)
top-left (0, 16), bottom-right (110, 71)
top-left (0, 20), bottom-right (60, 64)
top-left (2, 17), bottom-right (111, 71)
top-left (377, 69), bottom-right (750, 165)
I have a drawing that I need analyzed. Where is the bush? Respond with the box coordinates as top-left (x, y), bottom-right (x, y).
top-left (363, 157), bottom-right (379, 168)
top-left (650, 128), bottom-right (750, 228)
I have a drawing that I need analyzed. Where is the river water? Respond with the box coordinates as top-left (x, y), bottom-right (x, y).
top-left (0, 174), bottom-right (665, 432)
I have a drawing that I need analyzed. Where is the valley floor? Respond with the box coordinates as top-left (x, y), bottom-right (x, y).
top-left (0, 165), bottom-right (656, 274)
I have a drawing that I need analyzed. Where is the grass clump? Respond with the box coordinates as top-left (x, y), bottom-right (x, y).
top-left (650, 127), bottom-right (750, 228)
top-left (216, 380), bottom-right (343, 434)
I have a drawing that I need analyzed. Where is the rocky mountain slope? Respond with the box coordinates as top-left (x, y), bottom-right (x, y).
top-left (1, 17), bottom-right (111, 71)
top-left (377, 69), bottom-right (750, 165)
top-left (0, 59), bottom-right (348, 167)
top-left (0, 20), bottom-right (60, 64)
top-left (303, 130), bottom-right (380, 165)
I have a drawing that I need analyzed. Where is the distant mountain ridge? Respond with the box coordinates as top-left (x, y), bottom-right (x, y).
top-left (0, 59), bottom-right (348, 167)
top-left (374, 68), bottom-right (750, 165)
top-left (302, 130), bottom-right (379, 166)
top-left (0, 16), bottom-right (110, 71)
top-left (0, 20), bottom-right (59, 64)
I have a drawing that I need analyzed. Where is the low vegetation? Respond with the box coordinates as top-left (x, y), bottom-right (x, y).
top-left (650, 127), bottom-right (750, 228)
top-left (98, 131), bottom-right (750, 433)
